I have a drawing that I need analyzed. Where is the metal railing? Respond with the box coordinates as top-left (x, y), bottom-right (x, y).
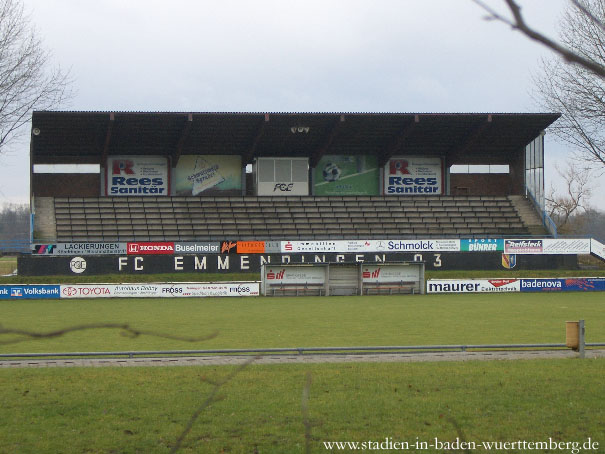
top-left (526, 189), bottom-right (558, 238)
top-left (1, 343), bottom-right (603, 360)
top-left (0, 239), bottom-right (30, 254)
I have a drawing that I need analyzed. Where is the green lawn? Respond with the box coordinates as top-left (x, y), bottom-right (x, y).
top-left (0, 359), bottom-right (603, 453)
top-left (1, 293), bottom-right (603, 354)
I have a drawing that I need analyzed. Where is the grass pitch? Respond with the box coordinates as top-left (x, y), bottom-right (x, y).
top-left (0, 359), bottom-right (603, 453)
top-left (1, 292), bottom-right (603, 354)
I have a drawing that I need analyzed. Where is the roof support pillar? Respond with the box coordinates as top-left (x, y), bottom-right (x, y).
top-left (310, 114), bottom-right (345, 168)
top-left (100, 112), bottom-right (115, 165)
top-left (378, 115), bottom-right (419, 167)
top-left (244, 113), bottom-right (269, 164)
top-left (172, 113), bottom-right (193, 168)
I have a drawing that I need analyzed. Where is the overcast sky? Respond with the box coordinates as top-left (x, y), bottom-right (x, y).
top-left (1, 0), bottom-right (604, 207)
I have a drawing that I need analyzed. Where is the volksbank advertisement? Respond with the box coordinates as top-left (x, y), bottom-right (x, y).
top-left (105, 156), bottom-right (169, 196)
top-left (0, 285), bottom-right (60, 299)
top-left (384, 156), bottom-right (443, 195)
top-left (314, 155), bottom-right (379, 196)
top-left (174, 155), bottom-right (242, 196)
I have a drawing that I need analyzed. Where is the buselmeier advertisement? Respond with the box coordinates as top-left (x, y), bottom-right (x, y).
top-left (105, 156), bottom-right (169, 196)
top-left (384, 156), bottom-right (443, 195)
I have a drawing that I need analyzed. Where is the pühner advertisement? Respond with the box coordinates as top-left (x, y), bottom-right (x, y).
top-left (106, 156), bottom-right (169, 196)
top-left (174, 155), bottom-right (242, 196)
top-left (314, 155), bottom-right (379, 196)
top-left (384, 156), bottom-right (443, 195)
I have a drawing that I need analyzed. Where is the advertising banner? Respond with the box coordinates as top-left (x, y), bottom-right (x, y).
top-left (106, 156), bottom-right (169, 196)
top-left (0, 285), bottom-right (61, 299)
top-left (520, 278), bottom-right (605, 292)
top-left (237, 241), bottom-right (265, 254)
top-left (174, 242), bottom-right (220, 254)
top-left (384, 156), bottom-right (443, 195)
top-left (60, 283), bottom-right (259, 298)
top-left (32, 244), bottom-right (55, 254)
top-left (361, 265), bottom-right (420, 283)
top-left (174, 155), bottom-right (242, 196)
top-left (127, 242), bottom-right (175, 255)
top-left (281, 239), bottom-right (460, 253)
top-left (591, 238), bottom-right (605, 261)
top-left (504, 239), bottom-right (543, 254)
top-left (542, 239), bottom-right (591, 255)
top-left (54, 243), bottom-right (127, 255)
top-left (427, 279), bottom-right (521, 293)
top-left (461, 239), bottom-right (504, 252)
top-left (263, 266), bottom-right (326, 285)
top-left (314, 155), bottom-right (379, 196)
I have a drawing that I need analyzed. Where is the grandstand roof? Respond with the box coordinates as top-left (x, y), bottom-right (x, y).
top-left (31, 111), bottom-right (560, 166)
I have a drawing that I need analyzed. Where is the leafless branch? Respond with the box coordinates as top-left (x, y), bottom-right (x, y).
top-left (169, 356), bottom-right (258, 454)
top-left (0, 322), bottom-right (218, 345)
top-left (0, 0), bottom-right (72, 153)
top-left (473, 0), bottom-right (605, 78)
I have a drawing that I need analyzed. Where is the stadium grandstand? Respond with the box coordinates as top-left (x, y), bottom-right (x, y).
top-left (29, 111), bottom-right (558, 243)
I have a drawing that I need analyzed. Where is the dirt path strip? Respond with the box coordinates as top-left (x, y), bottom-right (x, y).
top-left (1, 349), bottom-right (604, 368)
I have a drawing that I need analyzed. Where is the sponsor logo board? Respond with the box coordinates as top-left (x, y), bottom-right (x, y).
top-left (591, 239), bottom-right (605, 261)
top-left (127, 242), bottom-right (175, 255)
top-left (60, 283), bottom-right (259, 298)
top-left (264, 266), bottom-right (326, 284)
top-left (384, 156), bottom-right (443, 195)
top-left (55, 243), bottom-right (127, 255)
top-left (361, 265), bottom-right (420, 283)
top-left (237, 241), bottom-right (265, 254)
top-left (174, 242), bottom-right (220, 254)
top-left (32, 244), bottom-right (55, 254)
top-left (281, 239), bottom-right (459, 253)
top-left (504, 239), bottom-right (543, 254)
top-left (542, 239), bottom-right (591, 255)
top-left (106, 155), bottom-right (169, 196)
top-left (461, 239), bottom-right (504, 252)
top-left (69, 257), bottom-right (87, 274)
top-left (427, 279), bottom-right (520, 293)
top-left (520, 278), bottom-right (605, 292)
top-left (0, 285), bottom-right (61, 299)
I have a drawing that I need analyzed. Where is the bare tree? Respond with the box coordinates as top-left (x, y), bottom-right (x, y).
top-left (474, 0), bottom-right (605, 169)
top-left (545, 161), bottom-right (593, 232)
top-left (0, 0), bottom-right (70, 153)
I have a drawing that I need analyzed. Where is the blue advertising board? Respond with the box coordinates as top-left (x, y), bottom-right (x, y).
top-left (520, 278), bottom-right (605, 292)
top-left (0, 285), bottom-right (61, 299)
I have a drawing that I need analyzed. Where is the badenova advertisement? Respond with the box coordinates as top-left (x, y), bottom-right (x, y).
top-left (106, 156), bottom-right (169, 196)
top-left (384, 156), bottom-right (443, 195)
top-left (314, 155), bottom-right (379, 195)
top-left (174, 155), bottom-right (242, 196)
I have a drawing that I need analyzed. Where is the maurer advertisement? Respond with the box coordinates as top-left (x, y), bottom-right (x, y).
top-left (384, 156), bottom-right (443, 195)
top-left (105, 156), bottom-right (169, 196)
top-left (314, 155), bottom-right (379, 196)
top-left (174, 155), bottom-right (242, 196)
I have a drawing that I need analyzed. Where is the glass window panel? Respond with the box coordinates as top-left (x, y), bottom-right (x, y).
top-left (275, 159), bottom-right (291, 181)
top-left (258, 159), bottom-right (274, 182)
top-left (291, 159), bottom-right (309, 182)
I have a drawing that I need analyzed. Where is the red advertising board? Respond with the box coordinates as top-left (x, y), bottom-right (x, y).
top-left (127, 242), bottom-right (175, 255)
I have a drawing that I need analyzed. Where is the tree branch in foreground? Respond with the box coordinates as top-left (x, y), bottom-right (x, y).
top-left (0, 323), bottom-right (218, 346)
top-left (169, 356), bottom-right (258, 454)
top-left (472, 0), bottom-right (605, 78)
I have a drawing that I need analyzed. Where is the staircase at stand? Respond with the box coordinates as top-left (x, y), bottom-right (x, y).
top-left (508, 195), bottom-right (548, 236)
